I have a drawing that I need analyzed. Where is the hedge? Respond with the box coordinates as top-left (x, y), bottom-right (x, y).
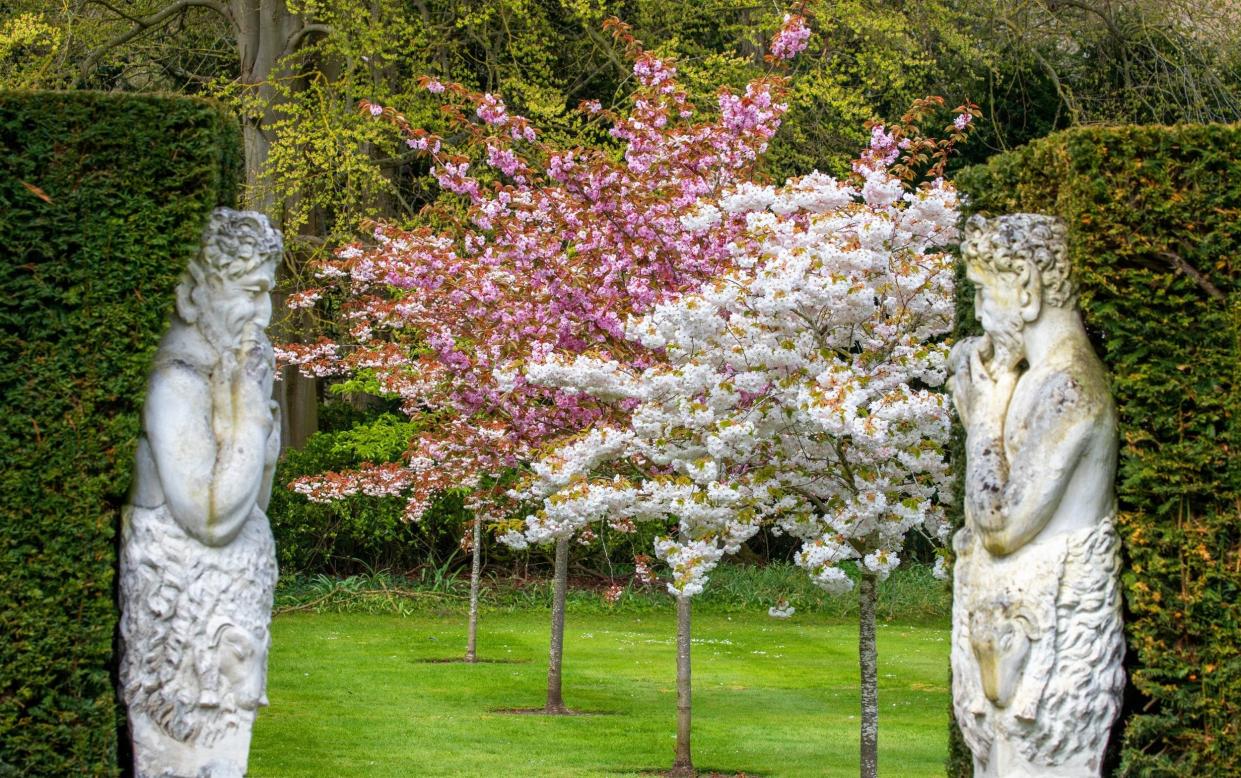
top-left (0, 92), bottom-right (242, 776)
top-left (949, 124), bottom-right (1240, 776)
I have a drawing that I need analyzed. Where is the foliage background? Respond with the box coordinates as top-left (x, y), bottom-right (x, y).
top-left (953, 123), bottom-right (1240, 776)
top-left (0, 92), bottom-right (241, 777)
top-left (2, 3), bottom-right (1240, 774)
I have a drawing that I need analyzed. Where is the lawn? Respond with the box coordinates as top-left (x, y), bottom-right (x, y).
top-left (249, 608), bottom-right (950, 777)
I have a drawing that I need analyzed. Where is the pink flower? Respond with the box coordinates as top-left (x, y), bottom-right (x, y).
top-left (632, 55), bottom-right (675, 88)
top-left (953, 113), bottom-right (972, 131)
top-left (368, 104), bottom-right (383, 116)
top-left (486, 144), bottom-right (522, 177)
top-left (603, 583), bottom-right (624, 604)
top-left (770, 14), bottom-right (811, 60)
top-left (476, 93), bottom-right (508, 125)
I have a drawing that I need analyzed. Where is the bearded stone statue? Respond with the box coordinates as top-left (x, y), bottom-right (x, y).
top-left (948, 214), bottom-right (1125, 778)
top-left (119, 208), bottom-right (281, 778)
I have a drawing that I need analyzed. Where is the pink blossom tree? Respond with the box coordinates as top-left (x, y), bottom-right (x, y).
top-left (279, 14), bottom-right (807, 713)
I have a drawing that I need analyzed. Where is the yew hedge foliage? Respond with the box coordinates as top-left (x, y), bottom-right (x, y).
top-left (0, 92), bottom-right (241, 777)
top-left (954, 124), bottom-right (1240, 777)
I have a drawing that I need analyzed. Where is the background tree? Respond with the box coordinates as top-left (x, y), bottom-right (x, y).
top-left (282, 15), bottom-right (804, 713)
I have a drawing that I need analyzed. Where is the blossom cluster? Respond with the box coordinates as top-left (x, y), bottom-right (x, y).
top-left (770, 14), bottom-right (811, 61)
top-left (512, 125), bottom-right (966, 597)
top-left (284, 16), bottom-right (805, 528)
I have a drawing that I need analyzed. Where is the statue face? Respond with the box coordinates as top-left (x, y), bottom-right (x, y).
top-left (969, 606), bottom-right (1032, 708)
top-left (216, 625), bottom-right (268, 711)
top-left (966, 262), bottom-right (1032, 367)
top-left (193, 268), bottom-right (275, 350)
top-left (967, 264), bottom-right (1024, 338)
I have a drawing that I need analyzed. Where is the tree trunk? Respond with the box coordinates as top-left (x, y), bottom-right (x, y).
top-left (464, 514), bottom-right (481, 663)
top-left (230, 0), bottom-right (320, 452)
top-left (271, 308), bottom-right (320, 449)
top-left (672, 594), bottom-right (694, 776)
top-left (544, 536), bottom-right (570, 713)
top-left (859, 571), bottom-right (879, 778)
top-left (230, 0), bottom-right (301, 212)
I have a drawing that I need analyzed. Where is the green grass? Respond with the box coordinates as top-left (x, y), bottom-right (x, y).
top-left (249, 608), bottom-right (951, 777)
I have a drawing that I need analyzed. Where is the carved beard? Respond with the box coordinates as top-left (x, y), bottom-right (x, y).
top-left (983, 309), bottom-right (1026, 373)
top-left (198, 296), bottom-right (260, 356)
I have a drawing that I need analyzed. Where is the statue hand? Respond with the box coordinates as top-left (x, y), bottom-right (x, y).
top-left (243, 340), bottom-right (272, 393)
top-left (948, 336), bottom-right (979, 379)
top-left (950, 336), bottom-right (991, 425)
top-left (988, 327), bottom-right (1025, 375)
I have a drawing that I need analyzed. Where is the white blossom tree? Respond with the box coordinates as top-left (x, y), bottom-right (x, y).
top-left (504, 107), bottom-right (972, 777)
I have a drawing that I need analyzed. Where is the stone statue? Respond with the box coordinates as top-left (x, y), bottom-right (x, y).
top-left (119, 208), bottom-right (282, 778)
top-left (948, 214), bottom-right (1125, 778)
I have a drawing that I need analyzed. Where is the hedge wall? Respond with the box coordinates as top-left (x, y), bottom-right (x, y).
top-left (950, 124), bottom-right (1240, 776)
top-left (0, 92), bottom-right (242, 776)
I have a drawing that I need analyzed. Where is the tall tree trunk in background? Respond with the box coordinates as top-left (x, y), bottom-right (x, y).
top-left (544, 536), bottom-right (570, 713)
top-left (82, 5), bottom-right (326, 451)
top-left (464, 514), bottom-right (482, 663)
top-left (858, 571), bottom-right (879, 778)
top-left (230, 0), bottom-right (323, 450)
top-left (231, 0), bottom-right (300, 213)
top-left (672, 594), bottom-right (694, 776)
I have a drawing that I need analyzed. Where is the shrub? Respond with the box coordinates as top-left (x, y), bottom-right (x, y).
top-left (0, 91), bottom-right (241, 776)
top-left (269, 414), bottom-right (440, 575)
top-left (951, 124), bottom-right (1240, 776)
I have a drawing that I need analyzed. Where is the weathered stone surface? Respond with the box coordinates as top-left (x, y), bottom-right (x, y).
top-left (119, 208), bottom-right (282, 778)
top-left (949, 214), bottom-right (1125, 778)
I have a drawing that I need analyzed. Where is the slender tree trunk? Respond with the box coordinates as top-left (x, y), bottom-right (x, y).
top-left (544, 536), bottom-right (570, 713)
top-left (859, 571), bottom-right (879, 778)
top-left (464, 515), bottom-right (481, 663)
top-left (672, 594), bottom-right (694, 776)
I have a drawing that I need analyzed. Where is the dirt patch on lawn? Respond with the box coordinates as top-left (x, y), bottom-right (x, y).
top-left (414, 657), bottom-right (530, 664)
top-left (638, 771), bottom-right (765, 777)
top-left (490, 706), bottom-right (614, 716)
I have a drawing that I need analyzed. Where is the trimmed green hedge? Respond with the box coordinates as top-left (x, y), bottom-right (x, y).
top-left (950, 124), bottom-right (1240, 776)
top-left (0, 92), bottom-right (242, 776)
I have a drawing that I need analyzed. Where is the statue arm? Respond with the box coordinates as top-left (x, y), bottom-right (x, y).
top-left (144, 361), bottom-right (271, 546)
top-left (965, 374), bottom-right (1094, 556)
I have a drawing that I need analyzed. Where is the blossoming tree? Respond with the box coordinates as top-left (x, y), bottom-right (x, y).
top-left (510, 104), bottom-right (974, 776)
top-left (279, 14), bottom-right (807, 712)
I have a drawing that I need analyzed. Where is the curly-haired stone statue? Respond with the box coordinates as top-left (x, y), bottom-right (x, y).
top-left (948, 214), bottom-right (1124, 778)
top-left (119, 208), bottom-right (282, 778)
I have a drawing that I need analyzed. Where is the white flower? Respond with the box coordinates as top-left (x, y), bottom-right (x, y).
top-left (861, 173), bottom-right (903, 208)
top-left (862, 549), bottom-right (900, 581)
top-left (519, 162), bottom-right (958, 602)
top-left (680, 203), bottom-right (722, 231)
top-left (498, 530), bottom-right (529, 550)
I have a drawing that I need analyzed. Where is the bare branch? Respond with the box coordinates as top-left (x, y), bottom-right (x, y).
top-left (80, 0), bottom-right (231, 81)
top-left (1158, 250), bottom-right (1226, 302)
top-left (286, 23), bottom-right (332, 53)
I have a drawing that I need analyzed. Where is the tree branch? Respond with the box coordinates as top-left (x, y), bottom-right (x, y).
top-left (80, 0), bottom-right (231, 81)
top-left (286, 23), bottom-right (332, 53)
top-left (1158, 250), bottom-right (1225, 302)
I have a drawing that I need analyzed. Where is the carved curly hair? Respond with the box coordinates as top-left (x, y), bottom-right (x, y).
top-left (185, 207), bottom-right (281, 289)
top-left (961, 214), bottom-right (1076, 308)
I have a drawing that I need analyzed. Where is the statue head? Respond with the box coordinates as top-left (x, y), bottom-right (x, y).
top-left (176, 208), bottom-right (281, 352)
top-left (968, 597), bottom-right (1046, 708)
top-left (960, 214), bottom-right (1072, 360)
top-left (202, 621), bottom-right (269, 713)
